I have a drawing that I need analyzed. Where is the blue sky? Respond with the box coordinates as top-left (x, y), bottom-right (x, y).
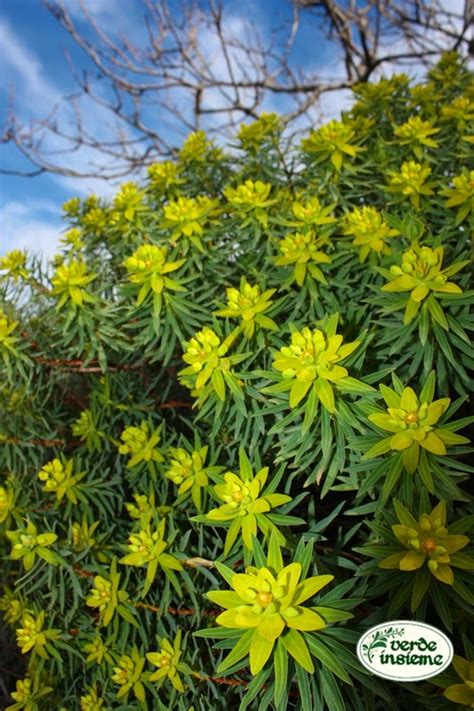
top-left (0, 0), bottom-right (404, 257)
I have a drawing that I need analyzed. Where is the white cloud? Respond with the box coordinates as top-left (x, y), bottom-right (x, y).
top-left (0, 18), bottom-right (60, 110)
top-left (0, 201), bottom-right (61, 258)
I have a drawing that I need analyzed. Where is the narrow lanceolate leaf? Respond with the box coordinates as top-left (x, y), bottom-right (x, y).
top-left (305, 636), bottom-right (352, 683)
top-left (281, 629), bottom-right (314, 673)
top-left (273, 639), bottom-right (289, 708)
top-left (216, 628), bottom-right (253, 674)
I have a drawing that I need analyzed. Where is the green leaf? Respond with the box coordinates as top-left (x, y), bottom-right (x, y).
top-left (273, 639), bottom-right (288, 708)
top-left (306, 635), bottom-right (352, 683)
top-left (281, 629), bottom-right (314, 673)
top-left (216, 628), bottom-right (253, 674)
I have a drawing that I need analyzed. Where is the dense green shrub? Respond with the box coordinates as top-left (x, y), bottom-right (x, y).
top-left (1, 52), bottom-right (473, 710)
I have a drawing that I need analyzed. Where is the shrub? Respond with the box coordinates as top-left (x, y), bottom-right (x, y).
top-left (0, 52), bottom-right (473, 711)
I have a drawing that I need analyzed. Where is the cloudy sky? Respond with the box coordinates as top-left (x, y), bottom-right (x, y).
top-left (1, 0), bottom-right (461, 259)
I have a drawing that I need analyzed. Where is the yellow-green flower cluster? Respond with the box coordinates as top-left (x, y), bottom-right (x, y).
top-left (118, 421), bottom-right (164, 468)
top-left (381, 243), bottom-right (464, 324)
top-left (7, 521), bottom-right (58, 571)
top-left (59, 228), bottom-right (85, 252)
top-left (110, 182), bottom-right (146, 225)
top-left (444, 656), bottom-right (474, 707)
top-left (71, 517), bottom-right (98, 551)
top-left (300, 119), bottom-right (363, 170)
top-left (165, 445), bottom-right (211, 510)
top-left (237, 113), bottom-right (281, 151)
top-left (387, 161), bottom-right (434, 208)
top-left (0, 588), bottom-right (24, 625)
top-left (16, 610), bottom-right (60, 657)
top-left (289, 196), bottom-right (337, 232)
top-left (440, 169), bottom-right (474, 224)
top-left (202, 449), bottom-right (291, 553)
top-left (120, 518), bottom-right (182, 594)
top-left (179, 327), bottom-right (245, 404)
top-left (72, 409), bottom-right (104, 451)
top-left (147, 161), bottom-right (184, 192)
top-left (207, 546), bottom-right (334, 674)
top-left (0, 309), bottom-right (19, 354)
top-left (38, 457), bottom-right (85, 503)
top-left (224, 180), bottom-right (276, 228)
top-left (112, 647), bottom-right (146, 702)
top-left (379, 501), bottom-right (471, 586)
top-left (275, 232), bottom-right (332, 286)
top-left (146, 630), bottom-right (187, 693)
top-left (343, 206), bottom-right (399, 261)
top-left (123, 244), bottom-right (185, 306)
top-left (178, 130), bottom-right (222, 164)
top-left (50, 260), bottom-right (96, 307)
top-left (0, 250), bottom-right (29, 281)
top-left (393, 116), bottom-right (439, 152)
top-left (83, 635), bottom-right (114, 665)
top-left (214, 278), bottom-right (277, 337)
top-left (0, 483), bottom-right (15, 523)
top-left (272, 325), bottom-right (360, 412)
top-left (80, 686), bottom-right (104, 711)
top-left (161, 195), bottom-right (219, 250)
top-left (364, 382), bottom-right (468, 473)
top-left (6, 677), bottom-right (52, 711)
top-left (86, 559), bottom-right (130, 626)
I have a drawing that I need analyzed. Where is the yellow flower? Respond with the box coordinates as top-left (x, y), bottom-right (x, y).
top-left (386, 161), bottom-right (434, 208)
top-left (381, 243), bottom-right (464, 324)
top-left (71, 409), bottom-right (104, 452)
top-left (300, 119), bottom-right (363, 170)
top-left (214, 278), bottom-right (277, 337)
top-left (289, 196), bottom-right (337, 232)
top-left (82, 206), bottom-right (108, 234)
top-left (112, 647), bottom-right (146, 702)
top-left (83, 635), bottom-right (113, 665)
top-left (80, 686), bottom-right (104, 711)
top-left (147, 630), bottom-right (186, 693)
top-left (63, 197), bottom-right (81, 217)
top-left (204, 450), bottom-right (292, 553)
top-left (50, 260), bottom-right (96, 307)
top-left (179, 327), bottom-right (245, 404)
top-left (0, 310), bottom-right (19, 354)
top-left (71, 517), bottom-right (98, 551)
top-left (7, 677), bottom-right (52, 711)
top-left (444, 656), bottom-right (474, 707)
top-left (0, 484), bottom-right (15, 523)
top-left (123, 244), bottom-right (186, 306)
top-left (364, 381), bottom-right (468, 473)
top-left (110, 182), bottom-right (146, 224)
top-left (275, 232), bottom-right (331, 285)
top-left (272, 325), bottom-right (360, 412)
top-left (85, 559), bottom-right (129, 626)
top-left (161, 195), bottom-right (219, 250)
top-left (343, 206), bottom-right (399, 262)
top-left (147, 161), bottom-right (184, 192)
top-left (120, 518), bottom-right (182, 594)
top-left (0, 250), bottom-right (29, 281)
top-left (118, 421), bottom-right (164, 468)
top-left (237, 113), bottom-right (282, 150)
top-left (6, 520), bottom-right (58, 571)
top-left (208, 559), bottom-right (333, 674)
top-left (0, 589), bottom-right (25, 625)
top-left (16, 611), bottom-right (59, 657)
top-left (179, 130), bottom-right (222, 163)
top-left (165, 446), bottom-right (211, 510)
top-left (393, 116), bottom-right (439, 149)
top-left (38, 457), bottom-right (85, 504)
top-left (59, 228), bottom-right (85, 252)
top-left (379, 501), bottom-right (470, 587)
top-left (439, 169), bottom-right (474, 224)
top-left (224, 180), bottom-right (276, 228)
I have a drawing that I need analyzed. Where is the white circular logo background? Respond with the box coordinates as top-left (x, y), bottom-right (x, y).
top-left (357, 620), bottom-right (453, 682)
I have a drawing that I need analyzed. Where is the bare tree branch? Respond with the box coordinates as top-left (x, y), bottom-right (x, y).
top-left (1, 0), bottom-right (471, 182)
